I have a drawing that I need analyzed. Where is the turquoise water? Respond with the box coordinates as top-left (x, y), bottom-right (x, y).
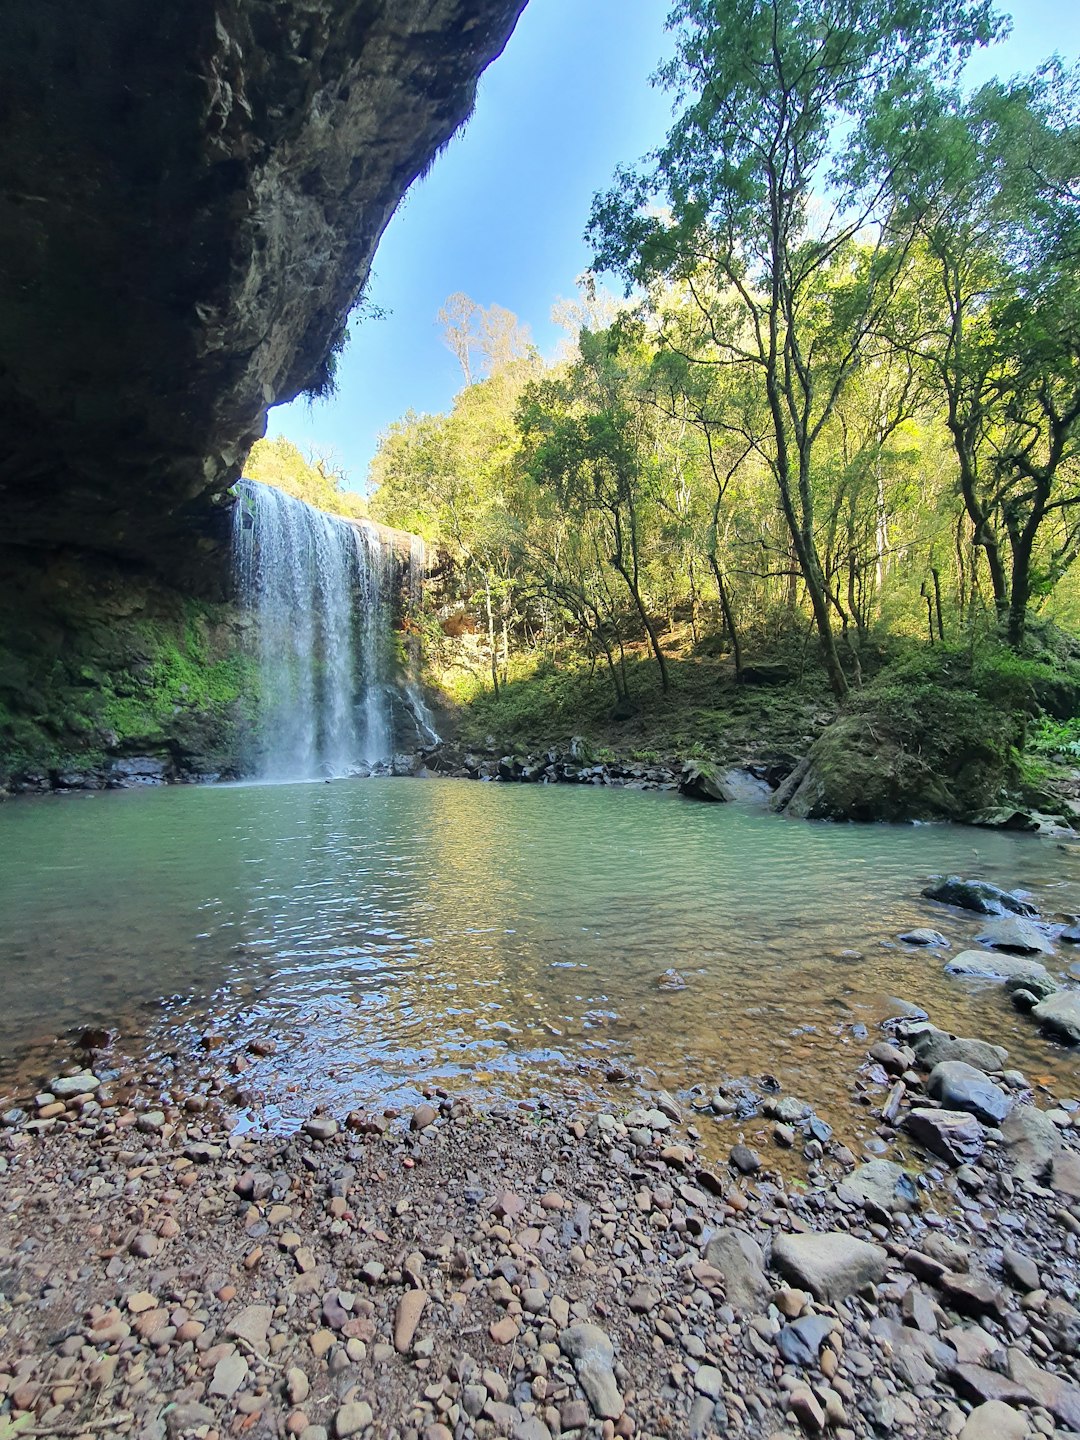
top-left (0, 778), bottom-right (1076, 1137)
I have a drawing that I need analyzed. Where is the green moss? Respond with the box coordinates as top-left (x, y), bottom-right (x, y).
top-left (445, 646), bottom-right (832, 763)
top-left (0, 557), bottom-right (256, 784)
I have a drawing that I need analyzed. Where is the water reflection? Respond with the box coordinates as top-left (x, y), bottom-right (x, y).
top-left (1, 779), bottom-right (1077, 1138)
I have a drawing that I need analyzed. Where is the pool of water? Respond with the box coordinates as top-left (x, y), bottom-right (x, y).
top-left (1, 778), bottom-right (1077, 1140)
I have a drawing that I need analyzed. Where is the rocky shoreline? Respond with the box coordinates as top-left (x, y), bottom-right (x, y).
top-left (5, 904), bottom-right (1080, 1440)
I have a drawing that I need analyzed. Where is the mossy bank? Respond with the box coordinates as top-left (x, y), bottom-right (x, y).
top-left (0, 548), bottom-right (253, 792)
top-left (431, 626), bottom-right (1080, 830)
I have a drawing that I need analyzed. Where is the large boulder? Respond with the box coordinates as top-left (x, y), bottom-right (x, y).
top-left (703, 1229), bottom-right (769, 1310)
top-left (923, 876), bottom-right (1038, 917)
top-left (678, 762), bottom-right (728, 803)
top-left (926, 1062), bottom-right (1012, 1125)
top-left (774, 716), bottom-right (957, 822)
top-left (902, 1108), bottom-right (986, 1166)
top-left (945, 950), bottom-right (1051, 986)
top-left (910, 1027), bottom-right (1007, 1074)
top-left (770, 1231), bottom-right (888, 1303)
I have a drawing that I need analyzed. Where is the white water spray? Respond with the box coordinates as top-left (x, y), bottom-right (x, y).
top-left (231, 480), bottom-right (404, 781)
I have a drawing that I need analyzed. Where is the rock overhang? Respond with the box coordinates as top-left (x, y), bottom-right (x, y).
top-left (0, 0), bottom-right (527, 577)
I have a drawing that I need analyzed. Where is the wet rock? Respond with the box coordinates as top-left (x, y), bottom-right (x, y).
top-left (974, 916), bottom-right (1055, 955)
top-left (303, 1115), bottom-right (338, 1141)
top-left (771, 1232), bottom-right (888, 1303)
top-left (901, 1108), bottom-right (985, 1166)
top-left (678, 762), bottom-right (728, 803)
top-left (776, 1315), bottom-right (838, 1367)
top-left (702, 1229), bottom-right (769, 1310)
top-left (411, 1104), bottom-right (437, 1131)
top-left (945, 949), bottom-right (1051, 985)
top-left (922, 876), bottom-right (1038, 917)
top-left (559, 1324), bottom-right (623, 1420)
top-left (910, 1028), bottom-right (1007, 1073)
top-left (656, 968), bottom-right (687, 991)
top-left (867, 1041), bottom-right (908, 1074)
top-left (899, 928), bottom-right (949, 947)
top-left (926, 1062), bottom-right (1011, 1125)
top-left (729, 1143), bottom-right (760, 1174)
top-left (839, 1159), bottom-right (919, 1214)
top-left (1033, 990), bottom-right (1080, 1044)
top-left (958, 1400), bottom-right (1026, 1440)
top-left (1006, 973), bottom-right (1059, 1009)
top-left (765, 1096), bottom-right (814, 1124)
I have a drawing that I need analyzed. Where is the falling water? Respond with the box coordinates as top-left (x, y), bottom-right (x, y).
top-left (230, 479), bottom-right (398, 781)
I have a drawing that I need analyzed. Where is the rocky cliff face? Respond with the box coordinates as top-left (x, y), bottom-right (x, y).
top-left (0, 0), bottom-right (526, 574)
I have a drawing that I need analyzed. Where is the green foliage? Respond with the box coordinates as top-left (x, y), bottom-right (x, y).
top-left (0, 568), bottom-right (254, 784)
top-left (1031, 715), bottom-right (1080, 758)
top-left (245, 436), bottom-right (366, 520)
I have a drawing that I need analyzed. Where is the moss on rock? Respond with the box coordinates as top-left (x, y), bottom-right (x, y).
top-left (0, 548), bottom-right (254, 789)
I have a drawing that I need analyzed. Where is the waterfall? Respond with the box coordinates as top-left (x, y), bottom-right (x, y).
top-left (230, 479), bottom-right (397, 781)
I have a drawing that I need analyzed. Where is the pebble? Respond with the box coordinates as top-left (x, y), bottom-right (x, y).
top-left (334, 1400), bottom-right (373, 1436)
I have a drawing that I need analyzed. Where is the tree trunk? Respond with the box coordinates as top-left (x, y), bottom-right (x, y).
top-left (613, 560), bottom-right (670, 692)
top-left (708, 553), bottom-right (743, 677)
top-left (484, 579), bottom-right (499, 698)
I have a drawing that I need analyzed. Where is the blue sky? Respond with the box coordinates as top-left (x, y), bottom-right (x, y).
top-left (267, 0), bottom-right (1080, 495)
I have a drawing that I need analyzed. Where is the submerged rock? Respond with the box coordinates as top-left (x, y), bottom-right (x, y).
top-left (945, 949), bottom-right (1051, 986)
top-left (973, 916), bottom-right (1054, 956)
top-left (899, 928), bottom-right (949, 947)
top-left (923, 876), bottom-right (1038, 917)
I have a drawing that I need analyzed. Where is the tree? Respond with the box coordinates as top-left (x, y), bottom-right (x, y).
top-left (437, 292), bottom-right (535, 385)
top-left (862, 65), bottom-right (1080, 644)
top-left (519, 330), bottom-right (672, 691)
top-left (589, 0), bottom-right (1001, 696)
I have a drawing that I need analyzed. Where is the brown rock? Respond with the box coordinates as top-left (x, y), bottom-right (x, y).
top-left (394, 1290), bottom-right (427, 1354)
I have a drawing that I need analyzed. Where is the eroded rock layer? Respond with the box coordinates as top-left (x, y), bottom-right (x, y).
top-left (0, 0), bottom-right (526, 569)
